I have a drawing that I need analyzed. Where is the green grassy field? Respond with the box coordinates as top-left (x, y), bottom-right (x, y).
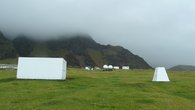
top-left (0, 69), bottom-right (195, 110)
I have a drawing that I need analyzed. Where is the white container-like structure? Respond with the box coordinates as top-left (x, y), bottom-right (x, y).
top-left (122, 66), bottom-right (129, 70)
top-left (17, 57), bottom-right (67, 80)
top-left (152, 67), bottom-right (170, 82)
top-left (113, 66), bottom-right (120, 69)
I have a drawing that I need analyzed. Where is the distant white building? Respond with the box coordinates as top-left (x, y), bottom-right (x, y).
top-left (108, 65), bottom-right (113, 69)
top-left (94, 66), bottom-right (100, 69)
top-left (152, 67), bottom-right (170, 82)
top-left (103, 65), bottom-right (109, 69)
top-left (113, 66), bottom-right (120, 69)
top-left (85, 66), bottom-right (90, 70)
top-left (0, 64), bottom-right (17, 70)
top-left (122, 66), bottom-right (129, 70)
top-left (85, 66), bottom-right (94, 70)
top-left (103, 64), bottom-right (113, 70)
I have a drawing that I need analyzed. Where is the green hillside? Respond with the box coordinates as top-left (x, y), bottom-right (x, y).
top-left (0, 69), bottom-right (195, 110)
top-left (0, 32), bottom-right (151, 69)
top-left (170, 65), bottom-right (195, 71)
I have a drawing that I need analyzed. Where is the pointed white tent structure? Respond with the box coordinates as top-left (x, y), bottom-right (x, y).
top-left (17, 57), bottom-right (67, 80)
top-left (152, 67), bottom-right (170, 82)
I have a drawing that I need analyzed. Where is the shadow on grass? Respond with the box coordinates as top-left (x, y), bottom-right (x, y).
top-left (52, 77), bottom-right (76, 83)
top-left (67, 77), bottom-right (76, 80)
top-left (0, 77), bottom-right (81, 84)
top-left (0, 77), bottom-right (17, 83)
top-left (15, 77), bottom-right (76, 82)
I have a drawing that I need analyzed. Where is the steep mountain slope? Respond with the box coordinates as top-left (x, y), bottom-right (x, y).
top-left (0, 32), bottom-right (16, 59)
top-left (0, 32), bottom-right (151, 69)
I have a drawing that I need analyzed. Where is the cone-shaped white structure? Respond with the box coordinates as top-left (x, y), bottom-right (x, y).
top-left (152, 67), bottom-right (170, 82)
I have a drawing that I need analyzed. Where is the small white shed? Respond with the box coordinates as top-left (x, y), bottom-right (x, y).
top-left (122, 66), bottom-right (129, 70)
top-left (17, 57), bottom-right (67, 80)
top-left (113, 66), bottom-right (120, 69)
top-left (152, 67), bottom-right (170, 82)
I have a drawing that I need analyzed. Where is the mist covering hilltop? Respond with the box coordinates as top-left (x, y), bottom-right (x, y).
top-left (0, 31), bottom-right (151, 69)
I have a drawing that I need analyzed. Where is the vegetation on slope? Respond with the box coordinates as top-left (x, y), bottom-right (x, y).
top-left (169, 65), bottom-right (195, 71)
top-left (0, 32), bottom-right (16, 59)
top-left (0, 31), bottom-right (151, 69)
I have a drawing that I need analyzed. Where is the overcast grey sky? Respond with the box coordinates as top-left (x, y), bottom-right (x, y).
top-left (0, 0), bottom-right (195, 68)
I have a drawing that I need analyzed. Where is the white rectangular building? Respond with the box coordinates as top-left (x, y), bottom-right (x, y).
top-left (122, 66), bottom-right (130, 70)
top-left (17, 57), bottom-right (67, 80)
top-left (113, 66), bottom-right (120, 69)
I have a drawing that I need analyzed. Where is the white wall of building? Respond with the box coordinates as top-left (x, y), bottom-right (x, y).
top-left (17, 57), bottom-right (66, 80)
